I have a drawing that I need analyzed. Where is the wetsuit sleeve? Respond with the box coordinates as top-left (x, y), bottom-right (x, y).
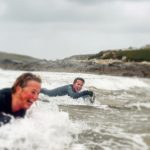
top-left (40, 88), bottom-right (56, 96)
top-left (67, 86), bottom-right (92, 99)
top-left (40, 88), bottom-right (61, 96)
top-left (0, 113), bottom-right (11, 126)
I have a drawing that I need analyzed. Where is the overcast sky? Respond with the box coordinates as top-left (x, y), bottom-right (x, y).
top-left (0, 0), bottom-right (150, 60)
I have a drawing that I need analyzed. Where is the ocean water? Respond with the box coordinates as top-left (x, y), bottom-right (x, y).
top-left (0, 70), bottom-right (150, 150)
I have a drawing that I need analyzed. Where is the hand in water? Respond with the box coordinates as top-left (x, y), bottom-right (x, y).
top-left (89, 92), bottom-right (95, 103)
top-left (88, 91), bottom-right (94, 97)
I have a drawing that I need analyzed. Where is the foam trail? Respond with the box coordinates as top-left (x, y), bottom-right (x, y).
top-left (0, 102), bottom-right (86, 150)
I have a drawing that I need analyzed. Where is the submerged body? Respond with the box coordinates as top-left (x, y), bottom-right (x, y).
top-left (41, 84), bottom-right (93, 99)
top-left (41, 77), bottom-right (93, 99)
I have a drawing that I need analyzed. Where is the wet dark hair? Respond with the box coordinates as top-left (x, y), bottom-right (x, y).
top-left (11, 72), bottom-right (41, 93)
top-left (73, 77), bottom-right (85, 84)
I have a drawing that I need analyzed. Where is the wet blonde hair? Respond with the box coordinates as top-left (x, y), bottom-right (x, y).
top-left (11, 72), bottom-right (41, 93)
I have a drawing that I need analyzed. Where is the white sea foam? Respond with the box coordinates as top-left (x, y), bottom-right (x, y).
top-left (40, 72), bottom-right (150, 91)
top-left (126, 102), bottom-right (150, 110)
top-left (0, 101), bottom-right (88, 150)
top-left (86, 75), bottom-right (150, 91)
top-left (94, 125), bottom-right (149, 150)
top-left (0, 70), bottom-right (149, 91)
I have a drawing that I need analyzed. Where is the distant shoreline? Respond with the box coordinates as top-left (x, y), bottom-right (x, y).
top-left (0, 47), bottom-right (150, 78)
top-left (1, 59), bottom-right (150, 78)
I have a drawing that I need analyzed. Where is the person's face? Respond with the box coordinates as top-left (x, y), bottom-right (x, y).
top-left (16, 80), bottom-right (41, 110)
top-left (73, 80), bottom-right (84, 92)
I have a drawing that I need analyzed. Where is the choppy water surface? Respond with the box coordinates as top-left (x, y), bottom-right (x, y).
top-left (0, 70), bottom-right (150, 150)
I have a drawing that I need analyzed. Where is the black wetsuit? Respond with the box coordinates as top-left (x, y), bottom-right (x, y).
top-left (0, 88), bottom-right (26, 126)
top-left (41, 84), bottom-right (92, 99)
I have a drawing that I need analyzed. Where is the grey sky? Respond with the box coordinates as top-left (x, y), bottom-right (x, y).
top-left (0, 0), bottom-right (149, 60)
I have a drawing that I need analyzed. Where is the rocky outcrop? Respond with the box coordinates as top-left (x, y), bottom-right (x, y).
top-left (0, 51), bottom-right (150, 78)
top-left (83, 60), bottom-right (150, 78)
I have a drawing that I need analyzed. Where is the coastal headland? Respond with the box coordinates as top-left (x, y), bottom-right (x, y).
top-left (0, 46), bottom-right (150, 78)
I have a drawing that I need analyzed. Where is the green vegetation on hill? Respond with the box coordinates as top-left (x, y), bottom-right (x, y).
top-left (116, 48), bottom-right (150, 61)
top-left (64, 54), bottom-right (93, 60)
top-left (0, 51), bottom-right (39, 62)
top-left (89, 48), bottom-right (150, 62)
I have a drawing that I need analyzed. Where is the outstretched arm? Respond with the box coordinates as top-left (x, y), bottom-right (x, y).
top-left (40, 88), bottom-right (59, 97)
top-left (40, 85), bottom-right (70, 97)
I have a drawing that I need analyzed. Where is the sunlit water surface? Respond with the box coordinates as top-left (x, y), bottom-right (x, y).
top-left (0, 70), bottom-right (150, 150)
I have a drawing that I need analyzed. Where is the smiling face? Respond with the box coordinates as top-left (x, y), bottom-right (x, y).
top-left (15, 80), bottom-right (41, 110)
top-left (73, 79), bottom-right (84, 92)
